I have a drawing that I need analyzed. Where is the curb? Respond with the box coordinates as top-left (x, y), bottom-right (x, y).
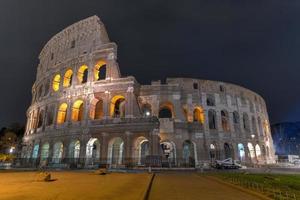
top-left (143, 173), bottom-right (155, 200)
top-left (204, 176), bottom-right (272, 200)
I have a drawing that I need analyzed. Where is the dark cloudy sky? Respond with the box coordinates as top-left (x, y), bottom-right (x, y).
top-left (0, 0), bottom-right (299, 127)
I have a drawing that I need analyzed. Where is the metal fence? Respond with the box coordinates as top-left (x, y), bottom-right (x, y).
top-left (224, 177), bottom-right (298, 200)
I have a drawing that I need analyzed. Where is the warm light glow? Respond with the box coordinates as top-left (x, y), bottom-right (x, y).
top-left (63, 69), bottom-right (73, 87)
top-left (94, 60), bottom-right (106, 81)
top-left (194, 106), bottom-right (205, 124)
top-left (57, 103), bottom-right (68, 124)
top-left (89, 98), bottom-right (103, 120)
top-left (77, 65), bottom-right (88, 84)
top-left (52, 74), bottom-right (61, 91)
top-left (72, 100), bottom-right (84, 121)
top-left (248, 143), bottom-right (255, 158)
top-left (110, 95), bottom-right (125, 117)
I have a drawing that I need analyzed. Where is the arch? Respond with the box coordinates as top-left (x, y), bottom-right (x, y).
top-left (252, 116), bottom-right (257, 133)
top-left (159, 102), bottom-right (174, 118)
top-left (52, 74), bottom-right (61, 91)
top-left (110, 95), bottom-right (125, 118)
top-left (255, 144), bottom-right (261, 159)
top-left (247, 143), bottom-right (255, 159)
top-left (238, 143), bottom-right (245, 161)
top-left (108, 137), bottom-right (124, 165)
top-left (46, 105), bottom-right (54, 126)
top-left (63, 69), bottom-right (73, 87)
top-left (90, 98), bottom-right (103, 120)
top-left (77, 65), bottom-right (88, 84)
top-left (52, 141), bottom-right (63, 164)
top-left (94, 60), bottom-right (107, 81)
top-left (86, 138), bottom-right (100, 165)
top-left (206, 95), bottom-right (215, 106)
top-left (182, 140), bottom-right (196, 167)
top-left (134, 136), bottom-right (150, 165)
top-left (221, 110), bottom-right (230, 132)
top-left (209, 143), bottom-right (219, 161)
top-left (71, 100), bottom-right (84, 121)
top-left (193, 106), bottom-right (204, 124)
top-left (57, 103), bottom-right (68, 124)
top-left (208, 109), bottom-right (217, 129)
top-left (224, 143), bottom-right (233, 159)
top-left (37, 110), bottom-right (44, 128)
top-left (141, 103), bottom-right (152, 117)
top-left (32, 144), bottom-right (39, 159)
top-left (68, 140), bottom-right (80, 160)
top-left (160, 141), bottom-right (176, 166)
top-left (243, 113), bottom-right (250, 131)
top-left (40, 143), bottom-right (50, 162)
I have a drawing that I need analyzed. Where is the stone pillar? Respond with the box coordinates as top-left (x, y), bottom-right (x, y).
top-left (106, 53), bottom-right (121, 80)
top-left (125, 87), bottom-right (134, 118)
top-left (150, 129), bottom-right (160, 155)
top-left (124, 131), bottom-right (132, 166)
top-left (100, 132), bottom-right (108, 166)
top-left (103, 91), bottom-right (110, 118)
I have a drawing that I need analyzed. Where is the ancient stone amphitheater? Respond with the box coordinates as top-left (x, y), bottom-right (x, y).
top-left (21, 16), bottom-right (275, 168)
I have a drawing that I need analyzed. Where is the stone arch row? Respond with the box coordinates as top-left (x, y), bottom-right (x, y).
top-left (207, 109), bottom-right (265, 136)
top-left (209, 142), bottom-right (270, 163)
top-left (33, 60), bottom-right (108, 101)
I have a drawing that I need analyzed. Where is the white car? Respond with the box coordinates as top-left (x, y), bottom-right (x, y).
top-left (214, 158), bottom-right (242, 169)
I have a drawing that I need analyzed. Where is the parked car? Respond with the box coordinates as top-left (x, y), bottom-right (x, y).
top-left (213, 158), bottom-right (242, 169)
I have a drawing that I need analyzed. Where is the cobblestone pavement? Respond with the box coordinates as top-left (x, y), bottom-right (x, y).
top-left (148, 173), bottom-right (263, 200)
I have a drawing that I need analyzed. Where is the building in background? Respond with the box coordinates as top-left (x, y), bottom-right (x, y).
top-left (21, 16), bottom-right (275, 168)
top-left (271, 122), bottom-right (300, 156)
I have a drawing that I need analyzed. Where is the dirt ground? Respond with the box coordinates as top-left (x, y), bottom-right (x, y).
top-left (148, 173), bottom-right (264, 200)
top-left (0, 171), bottom-right (151, 200)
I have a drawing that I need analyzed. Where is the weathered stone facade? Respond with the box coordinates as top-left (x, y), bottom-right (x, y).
top-left (21, 16), bottom-right (275, 168)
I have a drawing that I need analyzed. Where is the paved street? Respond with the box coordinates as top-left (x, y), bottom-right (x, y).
top-left (149, 173), bottom-right (263, 200)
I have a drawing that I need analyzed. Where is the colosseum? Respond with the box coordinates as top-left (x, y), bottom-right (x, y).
top-left (21, 16), bottom-right (275, 168)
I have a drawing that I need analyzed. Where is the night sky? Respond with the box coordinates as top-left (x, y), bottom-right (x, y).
top-left (0, 0), bottom-right (300, 127)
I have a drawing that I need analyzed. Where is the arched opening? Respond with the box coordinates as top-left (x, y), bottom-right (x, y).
top-left (247, 143), bottom-right (255, 160)
top-left (141, 104), bottom-right (152, 117)
top-left (238, 143), bottom-right (245, 161)
top-left (37, 110), bottom-right (44, 128)
top-left (57, 103), bottom-right (68, 124)
top-left (52, 142), bottom-right (63, 164)
top-left (46, 105), bottom-right (54, 126)
top-left (110, 95), bottom-right (125, 118)
top-left (159, 102), bottom-right (174, 118)
top-left (134, 136), bottom-right (149, 165)
top-left (90, 98), bottom-right (103, 120)
top-left (86, 138), bottom-right (100, 165)
top-left (32, 144), bottom-right (39, 159)
top-left (252, 116), bottom-right (257, 134)
top-left (193, 106), bottom-right (204, 124)
top-left (208, 109), bottom-right (217, 129)
top-left (206, 95), bottom-right (215, 106)
top-left (224, 143), bottom-right (233, 159)
top-left (108, 137), bottom-right (124, 165)
top-left (255, 144), bottom-right (261, 160)
top-left (221, 110), bottom-right (230, 132)
top-left (233, 111), bottom-right (240, 131)
top-left (182, 140), bottom-right (196, 167)
top-left (243, 113), bottom-right (250, 131)
top-left (72, 100), bottom-right (84, 121)
top-left (257, 117), bottom-right (263, 136)
top-left (77, 65), bottom-right (88, 84)
top-left (209, 143), bottom-right (218, 161)
top-left (40, 143), bottom-right (50, 162)
top-left (69, 140), bottom-right (80, 162)
top-left (63, 69), bottom-right (73, 87)
top-left (160, 141), bottom-right (176, 167)
top-left (52, 74), bottom-right (61, 92)
top-left (94, 60), bottom-right (107, 81)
